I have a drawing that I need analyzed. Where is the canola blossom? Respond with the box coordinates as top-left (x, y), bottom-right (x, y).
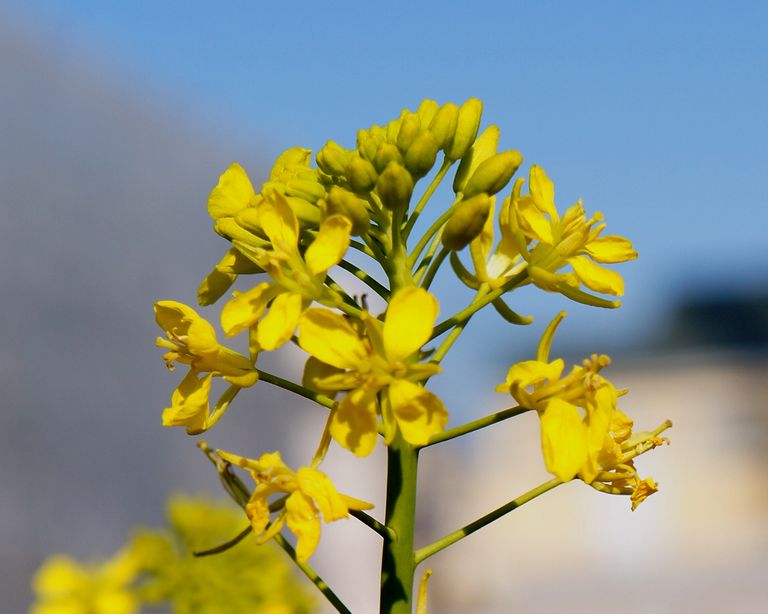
top-left (218, 450), bottom-right (373, 562)
top-left (298, 287), bottom-right (448, 455)
top-left (146, 97), bottom-right (670, 613)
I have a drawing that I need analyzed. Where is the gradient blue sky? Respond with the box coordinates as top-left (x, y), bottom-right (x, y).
top-left (6, 0), bottom-right (768, 356)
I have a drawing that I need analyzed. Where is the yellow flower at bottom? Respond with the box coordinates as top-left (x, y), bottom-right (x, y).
top-left (218, 450), bottom-right (372, 561)
top-left (32, 549), bottom-right (139, 614)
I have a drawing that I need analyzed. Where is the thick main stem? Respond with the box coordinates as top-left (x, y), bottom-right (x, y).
top-left (379, 433), bottom-right (419, 614)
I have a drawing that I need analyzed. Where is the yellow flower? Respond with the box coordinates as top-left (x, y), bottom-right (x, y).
top-left (218, 450), bottom-right (372, 561)
top-left (32, 549), bottom-right (139, 614)
top-left (155, 301), bottom-right (258, 434)
top-left (507, 166), bottom-right (637, 307)
top-left (220, 190), bottom-right (352, 351)
top-left (497, 312), bottom-right (666, 496)
top-left (298, 287), bottom-right (448, 455)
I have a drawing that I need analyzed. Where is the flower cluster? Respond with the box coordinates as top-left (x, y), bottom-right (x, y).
top-left (151, 96), bottom-right (669, 573)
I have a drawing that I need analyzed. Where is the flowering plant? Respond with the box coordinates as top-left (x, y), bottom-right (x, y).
top-left (149, 98), bottom-right (670, 613)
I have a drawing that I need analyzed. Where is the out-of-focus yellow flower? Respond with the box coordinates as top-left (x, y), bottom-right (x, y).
top-left (298, 287), bottom-right (448, 455)
top-left (506, 166), bottom-right (637, 307)
top-left (218, 450), bottom-right (372, 561)
top-left (497, 312), bottom-right (667, 508)
top-left (155, 301), bottom-right (257, 434)
top-left (220, 190), bottom-right (352, 352)
top-left (32, 549), bottom-right (138, 614)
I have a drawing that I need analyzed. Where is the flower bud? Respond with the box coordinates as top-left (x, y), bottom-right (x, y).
top-left (285, 196), bottom-right (322, 226)
top-left (429, 102), bottom-right (459, 150)
top-left (373, 143), bottom-right (403, 173)
top-left (446, 98), bottom-right (483, 161)
top-left (357, 127), bottom-right (384, 162)
top-left (441, 193), bottom-right (493, 251)
top-left (386, 117), bottom-right (402, 143)
top-left (285, 179), bottom-right (326, 203)
top-left (416, 99), bottom-right (440, 129)
top-left (317, 141), bottom-right (354, 177)
top-left (397, 112), bottom-right (421, 153)
top-left (462, 150), bottom-right (523, 198)
top-left (269, 147), bottom-right (312, 181)
top-left (404, 131), bottom-right (439, 179)
top-left (453, 125), bottom-right (500, 193)
top-left (376, 162), bottom-right (414, 212)
top-left (347, 154), bottom-right (378, 193)
top-left (324, 186), bottom-right (370, 234)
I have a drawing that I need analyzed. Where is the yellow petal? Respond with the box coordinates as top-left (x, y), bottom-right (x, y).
top-left (302, 356), bottom-right (344, 397)
top-left (515, 195), bottom-right (554, 243)
top-left (257, 292), bottom-right (303, 351)
top-left (331, 385), bottom-right (380, 456)
top-left (285, 491), bottom-right (321, 562)
top-left (245, 487), bottom-right (275, 536)
top-left (298, 309), bottom-right (368, 370)
top-left (340, 494), bottom-right (374, 511)
top-left (630, 477), bottom-right (658, 510)
top-left (569, 256), bottom-right (625, 296)
top-left (497, 359), bottom-right (564, 392)
top-left (585, 236), bottom-right (638, 263)
top-left (297, 467), bottom-right (349, 521)
top-left (304, 215), bottom-right (351, 276)
top-left (162, 370), bottom-right (212, 434)
top-left (259, 192), bottom-right (298, 251)
top-left (207, 163), bottom-right (256, 220)
top-left (581, 384), bottom-right (616, 483)
top-left (32, 555), bottom-right (89, 595)
top-left (529, 165), bottom-right (557, 218)
top-left (540, 398), bottom-right (588, 482)
top-left (221, 283), bottom-right (276, 337)
top-left (383, 288), bottom-right (439, 363)
top-left (388, 379), bottom-right (448, 446)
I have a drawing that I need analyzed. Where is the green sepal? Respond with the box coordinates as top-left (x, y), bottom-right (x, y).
top-left (491, 298), bottom-right (534, 325)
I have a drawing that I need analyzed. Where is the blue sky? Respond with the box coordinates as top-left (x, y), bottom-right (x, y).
top-left (6, 0), bottom-right (768, 356)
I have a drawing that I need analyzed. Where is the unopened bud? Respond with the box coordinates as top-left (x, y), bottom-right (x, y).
top-left (357, 127), bottom-right (384, 162)
top-left (446, 98), bottom-right (483, 161)
top-left (453, 125), bottom-right (500, 193)
top-left (462, 150), bottom-right (523, 198)
top-left (269, 147), bottom-right (312, 181)
top-left (404, 131), bottom-right (439, 179)
top-left (317, 141), bottom-right (354, 177)
top-left (347, 155), bottom-right (378, 194)
top-left (416, 99), bottom-right (440, 129)
top-left (441, 193), bottom-right (493, 250)
top-left (429, 103), bottom-right (459, 150)
top-left (373, 143), bottom-right (403, 173)
top-left (376, 162), bottom-right (414, 211)
top-left (285, 196), bottom-right (322, 226)
top-left (397, 112), bottom-right (421, 153)
top-left (324, 186), bottom-right (370, 234)
top-left (285, 179), bottom-right (326, 203)
top-left (386, 116), bottom-right (402, 143)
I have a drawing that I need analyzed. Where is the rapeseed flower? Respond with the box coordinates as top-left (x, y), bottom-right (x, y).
top-left (32, 549), bottom-right (139, 614)
top-left (298, 287), bottom-right (448, 455)
top-left (155, 301), bottom-right (257, 434)
top-left (220, 190), bottom-right (352, 351)
top-left (218, 450), bottom-right (372, 561)
top-left (506, 166), bottom-right (637, 307)
top-left (497, 312), bottom-right (666, 507)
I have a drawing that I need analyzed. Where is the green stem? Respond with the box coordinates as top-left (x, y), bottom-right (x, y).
top-left (407, 197), bottom-right (460, 269)
top-left (413, 228), bottom-right (445, 284)
top-left (414, 477), bottom-right (562, 564)
top-left (419, 246), bottom-right (449, 290)
top-left (403, 157), bottom-right (453, 238)
top-left (351, 510), bottom-right (396, 541)
top-left (431, 272), bottom-right (527, 340)
top-left (274, 533), bottom-right (352, 614)
top-left (256, 368), bottom-right (336, 410)
top-left (379, 433), bottom-right (419, 614)
top-left (337, 259), bottom-right (391, 300)
top-left (419, 406), bottom-right (529, 449)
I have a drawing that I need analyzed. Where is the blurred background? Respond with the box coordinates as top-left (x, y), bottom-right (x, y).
top-left (1, 1), bottom-right (767, 612)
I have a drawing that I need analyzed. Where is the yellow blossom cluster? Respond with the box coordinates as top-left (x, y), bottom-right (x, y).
top-left (151, 97), bottom-right (669, 568)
